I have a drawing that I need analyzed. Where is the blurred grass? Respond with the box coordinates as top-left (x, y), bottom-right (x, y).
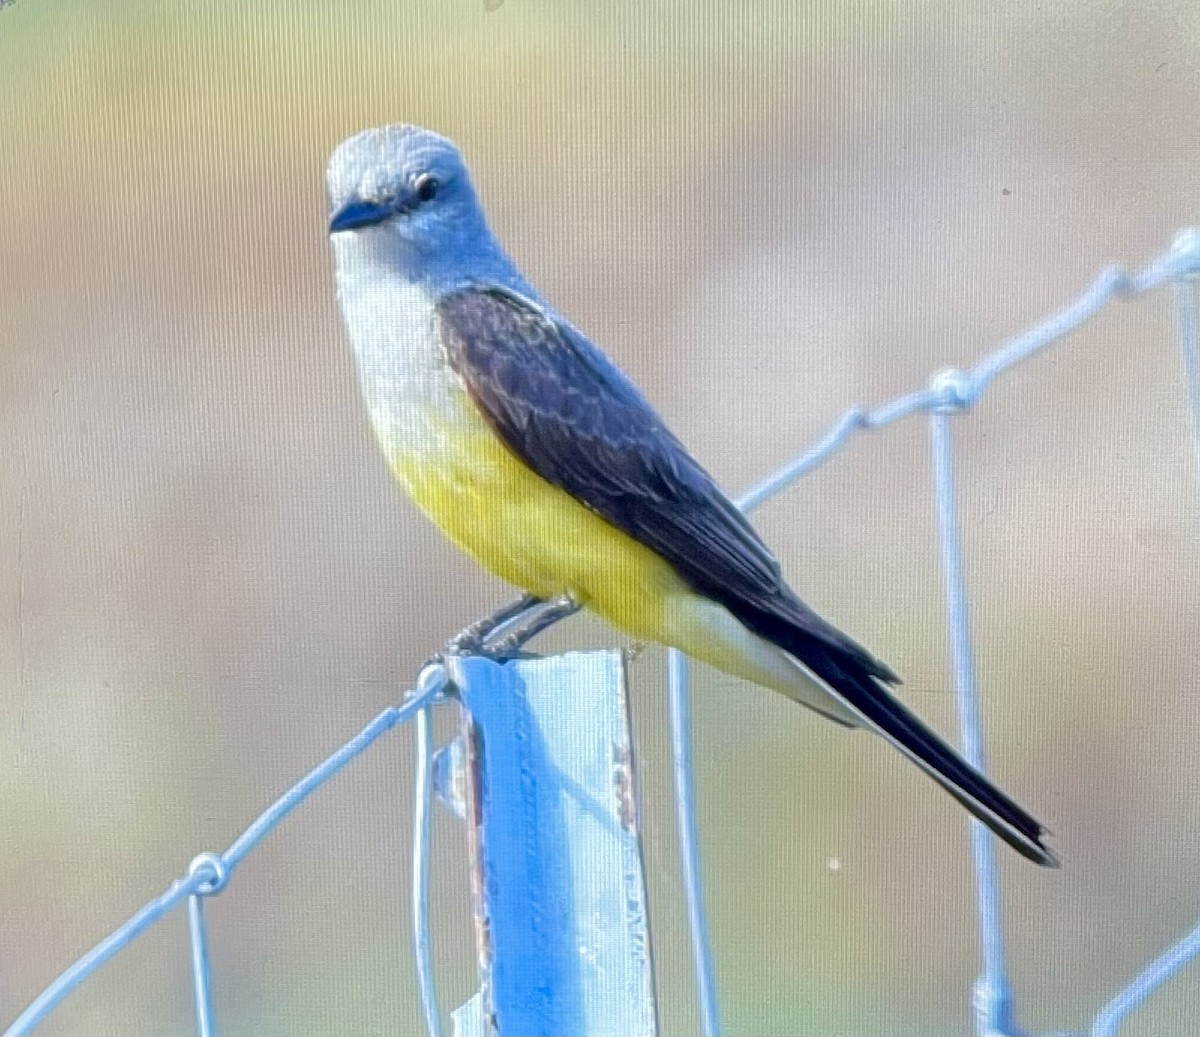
top-left (5, 0), bottom-right (1200, 1034)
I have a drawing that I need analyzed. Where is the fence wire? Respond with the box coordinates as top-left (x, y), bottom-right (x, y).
top-left (5, 229), bottom-right (1200, 1037)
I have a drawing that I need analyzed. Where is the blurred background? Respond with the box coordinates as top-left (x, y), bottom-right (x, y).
top-left (3, 1), bottom-right (1200, 1033)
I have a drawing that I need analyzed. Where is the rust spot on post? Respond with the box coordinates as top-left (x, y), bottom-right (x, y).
top-left (460, 705), bottom-right (497, 1033)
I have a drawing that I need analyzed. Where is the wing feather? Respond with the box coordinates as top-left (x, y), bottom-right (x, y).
top-left (432, 285), bottom-right (1056, 867)
top-left (435, 285), bottom-right (895, 684)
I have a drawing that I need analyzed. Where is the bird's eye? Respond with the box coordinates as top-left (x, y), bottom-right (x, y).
top-left (414, 174), bottom-right (440, 203)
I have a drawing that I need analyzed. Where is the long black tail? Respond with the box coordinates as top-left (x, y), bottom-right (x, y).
top-left (742, 603), bottom-right (1058, 867)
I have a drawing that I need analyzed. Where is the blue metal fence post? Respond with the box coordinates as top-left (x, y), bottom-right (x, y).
top-left (928, 371), bottom-right (1018, 1037)
top-left (1090, 228), bottom-right (1200, 1036)
top-left (412, 676), bottom-right (444, 1037)
top-left (446, 651), bottom-right (657, 1037)
top-left (666, 651), bottom-right (721, 1037)
top-left (185, 854), bottom-right (220, 1037)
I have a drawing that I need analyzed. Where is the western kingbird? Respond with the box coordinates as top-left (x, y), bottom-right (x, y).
top-left (326, 124), bottom-right (1056, 867)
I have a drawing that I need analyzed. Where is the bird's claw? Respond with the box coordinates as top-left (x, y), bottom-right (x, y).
top-left (422, 638), bottom-right (530, 673)
top-left (422, 592), bottom-right (581, 674)
top-left (444, 627), bottom-right (486, 656)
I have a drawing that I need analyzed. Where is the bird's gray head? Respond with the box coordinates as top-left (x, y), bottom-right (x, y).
top-left (327, 124), bottom-right (509, 290)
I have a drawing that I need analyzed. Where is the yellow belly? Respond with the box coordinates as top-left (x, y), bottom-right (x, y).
top-left (376, 392), bottom-right (855, 721)
top-left (383, 397), bottom-right (687, 645)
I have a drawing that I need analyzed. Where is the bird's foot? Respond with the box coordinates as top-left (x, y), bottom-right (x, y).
top-left (481, 593), bottom-right (581, 657)
top-left (422, 592), bottom-right (574, 671)
top-left (421, 641), bottom-right (526, 672)
top-left (448, 592), bottom-right (544, 654)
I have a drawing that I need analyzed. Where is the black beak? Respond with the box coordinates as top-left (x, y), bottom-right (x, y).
top-left (328, 197), bottom-right (393, 233)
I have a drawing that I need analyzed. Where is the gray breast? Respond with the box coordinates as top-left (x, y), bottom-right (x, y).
top-left (332, 245), bottom-right (466, 461)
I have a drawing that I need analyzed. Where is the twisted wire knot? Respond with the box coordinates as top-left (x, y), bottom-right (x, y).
top-left (188, 853), bottom-right (229, 897)
top-left (928, 368), bottom-right (979, 413)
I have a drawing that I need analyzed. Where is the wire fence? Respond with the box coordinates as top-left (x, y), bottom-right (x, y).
top-left (5, 229), bottom-right (1200, 1037)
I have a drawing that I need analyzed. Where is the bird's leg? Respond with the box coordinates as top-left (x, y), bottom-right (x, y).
top-left (482, 593), bottom-right (581, 658)
top-left (443, 592), bottom-right (544, 656)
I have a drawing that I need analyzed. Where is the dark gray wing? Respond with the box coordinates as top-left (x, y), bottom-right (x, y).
top-left (435, 286), bottom-right (1057, 867)
top-left (435, 285), bottom-right (894, 684)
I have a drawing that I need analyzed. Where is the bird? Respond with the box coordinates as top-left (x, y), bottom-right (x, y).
top-left (326, 123), bottom-right (1057, 867)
